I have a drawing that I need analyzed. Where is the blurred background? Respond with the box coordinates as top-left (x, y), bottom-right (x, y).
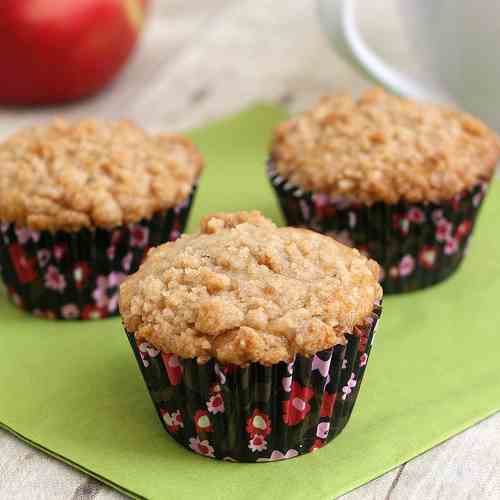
top-left (0, 0), bottom-right (429, 135)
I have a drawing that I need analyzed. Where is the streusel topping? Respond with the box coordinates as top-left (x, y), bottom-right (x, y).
top-left (0, 119), bottom-right (203, 231)
top-left (271, 88), bottom-right (499, 204)
top-left (120, 211), bottom-right (382, 366)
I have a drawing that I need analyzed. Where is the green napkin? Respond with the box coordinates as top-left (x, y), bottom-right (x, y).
top-left (0, 105), bottom-right (499, 500)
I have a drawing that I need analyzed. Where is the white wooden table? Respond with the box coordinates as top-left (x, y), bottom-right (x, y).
top-left (0, 1), bottom-right (498, 498)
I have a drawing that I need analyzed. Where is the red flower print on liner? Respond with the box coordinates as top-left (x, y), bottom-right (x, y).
top-left (392, 214), bottom-right (410, 235)
top-left (246, 409), bottom-right (272, 438)
top-left (319, 392), bottom-right (337, 418)
top-left (8, 244), bottom-right (37, 284)
top-left (206, 393), bottom-right (224, 414)
top-left (194, 410), bottom-right (213, 433)
top-left (161, 353), bottom-right (183, 385)
top-left (44, 265), bottom-right (67, 292)
top-left (455, 220), bottom-right (472, 240)
top-left (189, 437), bottom-right (215, 457)
top-left (73, 262), bottom-right (91, 289)
top-left (313, 193), bottom-right (336, 218)
top-left (310, 438), bottom-right (325, 452)
top-left (407, 207), bottom-right (425, 223)
top-left (160, 409), bottom-right (183, 433)
top-left (419, 245), bottom-right (437, 269)
top-left (248, 434), bottom-right (268, 453)
top-left (81, 304), bottom-right (107, 320)
top-left (282, 382), bottom-right (314, 426)
top-left (130, 224), bottom-right (150, 247)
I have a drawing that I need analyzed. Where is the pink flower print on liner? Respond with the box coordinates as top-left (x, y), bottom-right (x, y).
top-left (432, 209), bottom-right (444, 223)
top-left (398, 255), bottom-right (415, 277)
top-left (359, 353), bottom-right (368, 368)
top-left (206, 393), bottom-right (224, 414)
top-left (341, 373), bottom-right (357, 401)
top-left (316, 422), bottom-right (330, 439)
top-left (15, 227), bottom-right (40, 244)
top-left (348, 211), bottom-right (357, 228)
top-left (160, 409), bottom-right (183, 433)
top-left (162, 353), bottom-right (183, 385)
top-left (444, 237), bottom-right (459, 255)
top-left (130, 224), bottom-right (150, 247)
top-left (53, 243), bottom-right (67, 261)
top-left (248, 434), bottom-right (268, 453)
top-left (106, 245), bottom-right (116, 260)
top-left (473, 192), bottom-right (483, 207)
top-left (122, 252), bottom-right (133, 272)
top-left (312, 353), bottom-right (332, 377)
top-left (257, 449), bottom-right (299, 462)
top-left (282, 375), bottom-right (292, 392)
top-left (138, 342), bottom-right (159, 368)
top-left (407, 207), bottom-right (425, 224)
top-left (435, 219), bottom-right (452, 242)
top-left (37, 249), bottom-right (50, 268)
top-left (45, 266), bottom-right (67, 292)
top-left (169, 228), bottom-right (181, 241)
top-left (189, 437), bottom-right (215, 458)
top-left (329, 230), bottom-right (354, 248)
top-left (61, 304), bottom-right (79, 319)
top-left (92, 272), bottom-right (126, 312)
top-left (214, 363), bottom-right (226, 385)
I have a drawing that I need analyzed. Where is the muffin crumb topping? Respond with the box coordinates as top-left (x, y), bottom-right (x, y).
top-left (120, 211), bottom-right (382, 365)
top-left (271, 88), bottom-right (499, 204)
top-left (0, 119), bottom-right (203, 231)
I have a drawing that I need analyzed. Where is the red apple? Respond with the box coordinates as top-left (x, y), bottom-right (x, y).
top-left (0, 0), bottom-right (148, 105)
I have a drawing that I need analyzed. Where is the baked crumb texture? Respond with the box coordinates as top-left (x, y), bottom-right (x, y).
top-left (120, 211), bottom-right (382, 366)
top-left (271, 88), bottom-right (499, 204)
top-left (0, 119), bottom-right (203, 231)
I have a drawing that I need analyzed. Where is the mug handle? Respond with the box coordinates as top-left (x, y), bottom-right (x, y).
top-left (318, 0), bottom-right (435, 101)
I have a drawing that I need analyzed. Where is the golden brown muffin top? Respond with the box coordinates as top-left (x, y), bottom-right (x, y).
top-left (120, 211), bottom-right (382, 366)
top-left (271, 88), bottom-right (499, 204)
top-left (0, 119), bottom-right (203, 231)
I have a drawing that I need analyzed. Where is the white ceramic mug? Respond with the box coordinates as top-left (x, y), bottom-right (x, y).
top-left (318, 0), bottom-right (500, 130)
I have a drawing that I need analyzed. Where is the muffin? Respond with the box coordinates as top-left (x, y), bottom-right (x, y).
top-left (0, 119), bottom-right (203, 319)
top-left (269, 88), bottom-right (499, 293)
top-left (120, 211), bottom-right (382, 462)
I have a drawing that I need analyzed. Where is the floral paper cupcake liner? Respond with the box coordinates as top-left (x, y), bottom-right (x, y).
top-left (126, 302), bottom-right (382, 462)
top-left (0, 187), bottom-right (197, 319)
top-left (268, 162), bottom-right (490, 293)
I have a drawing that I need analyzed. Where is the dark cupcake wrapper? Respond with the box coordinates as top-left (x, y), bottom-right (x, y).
top-left (268, 162), bottom-right (491, 293)
top-left (0, 186), bottom-right (197, 319)
top-left (126, 302), bottom-right (382, 462)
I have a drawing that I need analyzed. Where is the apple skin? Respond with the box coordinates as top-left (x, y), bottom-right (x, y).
top-left (0, 0), bottom-right (148, 105)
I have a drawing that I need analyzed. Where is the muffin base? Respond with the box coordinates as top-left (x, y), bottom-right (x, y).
top-left (0, 188), bottom-right (196, 319)
top-left (126, 303), bottom-right (382, 462)
top-left (268, 162), bottom-right (490, 293)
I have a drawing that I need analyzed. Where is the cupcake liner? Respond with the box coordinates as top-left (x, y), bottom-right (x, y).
top-left (126, 302), bottom-right (382, 462)
top-left (268, 162), bottom-right (491, 293)
top-left (0, 187), bottom-right (196, 319)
